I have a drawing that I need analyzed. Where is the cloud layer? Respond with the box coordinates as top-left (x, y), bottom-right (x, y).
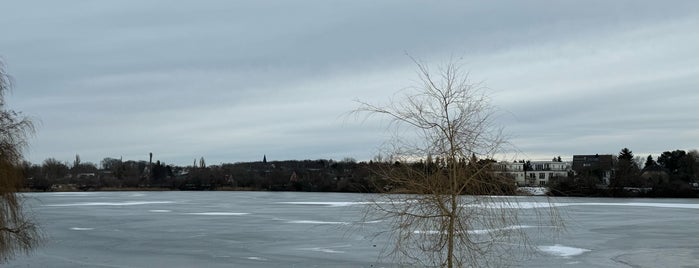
top-left (1, 0), bottom-right (697, 165)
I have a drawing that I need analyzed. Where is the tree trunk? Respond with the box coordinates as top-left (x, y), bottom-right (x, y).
top-left (447, 194), bottom-right (456, 268)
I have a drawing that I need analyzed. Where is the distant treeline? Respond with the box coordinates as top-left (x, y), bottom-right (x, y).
top-left (21, 153), bottom-right (517, 195)
top-left (23, 156), bottom-right (380, 193)
top-left (21, 149), bottom-right (699, 198)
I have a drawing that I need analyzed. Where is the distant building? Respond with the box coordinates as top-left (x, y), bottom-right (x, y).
top-left (493, 161), bottom-right (525, 185)
top-left (528, 161), bottom-right (571, 186)
top-left (572, 154), bottom-right (614, 185)
top-left (494, 160), bottom-right (571, 186)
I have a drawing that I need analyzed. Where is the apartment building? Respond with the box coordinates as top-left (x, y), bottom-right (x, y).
top-left (572, 154), bottom-right (614, 185)
top-left (494, 160), bottom-right (571, 186)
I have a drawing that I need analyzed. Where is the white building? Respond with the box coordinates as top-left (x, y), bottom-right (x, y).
top-left (493, 161), bottom-right (525, 185)
top-left (494, 160), bottom-right (571, 186)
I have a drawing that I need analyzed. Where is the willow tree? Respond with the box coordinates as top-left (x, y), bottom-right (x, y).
top-left (357, 59), bottom-right (560, 267)
top-left (0, 60), bottom-right (42, 262)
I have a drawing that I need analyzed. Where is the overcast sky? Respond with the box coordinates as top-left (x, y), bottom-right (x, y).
top-left (2, 1), bottom-right (697, 166)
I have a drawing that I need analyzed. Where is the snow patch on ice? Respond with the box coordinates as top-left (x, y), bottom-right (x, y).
top-left (469, 225), bottom-right (538, 234)
top-left (469, 202), bottom-right (564, 209)
top-left (277, 201), bottom-right (370, 207)
top-left (469, 201), bottom-right (699, 210)
top-left (288, 220), bottom-right (349, 225)
top-left (187, 212), bottom-right (249, 216)
top-left (281, 200), bottom-right (698, 210)
top-left (69, 227), bottom-right (94, 231)
top-left (518, 187), bottom-right (549, 196)
top-left (298, 247), bottom-right (346, 253)
top-left (149, 209), bottom-right (171, 213)
top-left (564, 202), bottom-right (699, 209)
top-left (283, 200), bottom-right (699, 210)
top-left (414, 225), bottom-right (537, 235)
top-left (48, 192), bottom-right (98, 197)
top-left (538, 244), bottom-right (590, 257)
top-left (413, 230), bottom-right (442, 235)
top-left (45, 201), bottom-right (175, 207)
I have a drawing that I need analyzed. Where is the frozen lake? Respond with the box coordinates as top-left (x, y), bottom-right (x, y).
top-left (7, 191), bottom-right (699, 267)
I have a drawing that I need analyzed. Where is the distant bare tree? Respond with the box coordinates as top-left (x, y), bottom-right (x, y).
top-left (0, 60), bottom-right (42, 262)
top-left (356, 58), bottom-right (561, 267)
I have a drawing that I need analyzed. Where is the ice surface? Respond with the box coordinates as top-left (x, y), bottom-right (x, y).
top-left (9, 192), bottom-right (699, 268)
top-left (277, 201), bottom-right (370, 207)
top-left (288, 220), bottom-right (349, 225)
top-left (187, 212), bottom-right (249, 216)
top-left (45, 201), bottom-right (175, 206)
top-left (538, 244), bottom-right (590, 257)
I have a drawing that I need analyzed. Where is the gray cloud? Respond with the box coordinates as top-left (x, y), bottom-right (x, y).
top-left (1, 0), bottom-right (697, 165)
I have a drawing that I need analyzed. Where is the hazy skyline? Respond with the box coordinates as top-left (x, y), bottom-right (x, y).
top-left (2, 1), bottom-right (698, 166)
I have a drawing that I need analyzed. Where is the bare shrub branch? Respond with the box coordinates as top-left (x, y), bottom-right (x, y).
top-left (356, 58), bottom-right (561, 267)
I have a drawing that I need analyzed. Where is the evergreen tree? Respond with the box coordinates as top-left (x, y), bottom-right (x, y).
top-left (658, 150), bottom-right (695, 182)
top-left (611, 148), bottom-right (642, 191)
top-left (644, 155), bottom-right (658, 170)
top-left (619, 148), bottom-right (634, 161)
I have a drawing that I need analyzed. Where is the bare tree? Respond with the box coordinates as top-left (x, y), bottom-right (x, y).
top-left (0, 59), bottom-right (42, 262)
top-left (356, 58), bottom-right (560, 267)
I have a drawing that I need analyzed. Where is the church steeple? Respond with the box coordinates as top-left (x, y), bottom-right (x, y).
top-left (263, 155), bottom-right (267, 164)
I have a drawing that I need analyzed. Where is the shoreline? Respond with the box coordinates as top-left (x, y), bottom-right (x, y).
top-left (21, 187), bottom-right (698, 198)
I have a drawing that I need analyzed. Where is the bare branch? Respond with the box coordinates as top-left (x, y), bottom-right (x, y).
top-left (356, 58), bottom-right (562, 267)
top-left (1, 59), bottom-right (43, 262)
